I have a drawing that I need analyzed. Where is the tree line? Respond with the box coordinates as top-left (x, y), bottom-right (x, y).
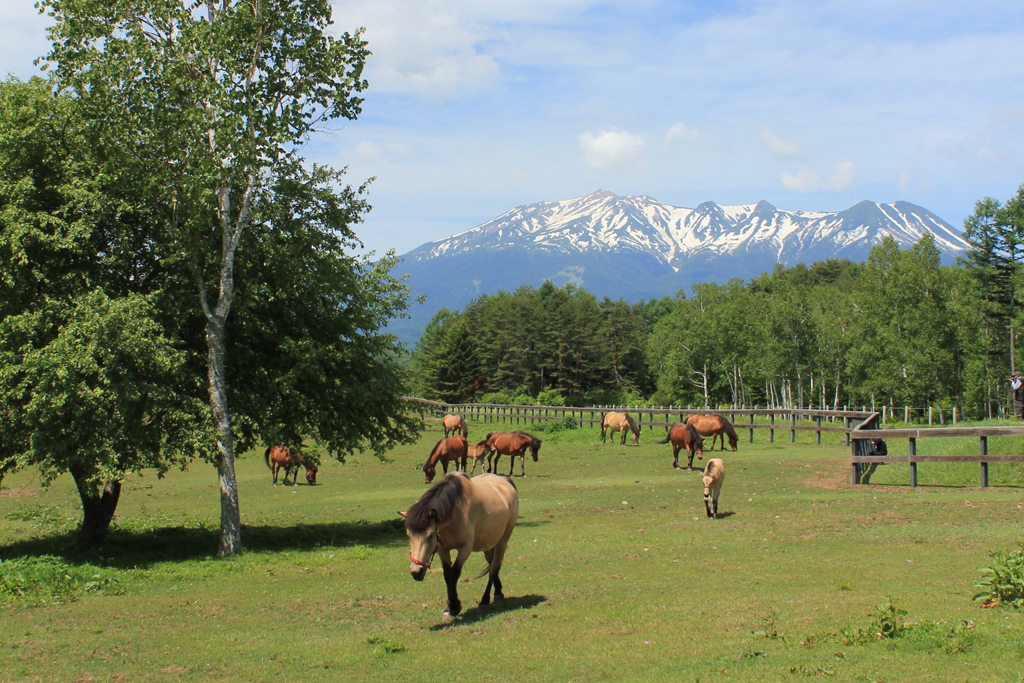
top-left (415, 186), bottom-right (1024, 422)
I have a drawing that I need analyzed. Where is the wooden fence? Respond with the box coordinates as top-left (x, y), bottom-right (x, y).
top-left (850, 414), bottom-right (1024, 487)
top-left (403, 397), bottom-right (873, 447)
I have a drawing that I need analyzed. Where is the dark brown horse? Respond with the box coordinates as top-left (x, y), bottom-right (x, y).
top-left (686, 414), bottom-right (739, 451)
top-left (423, 435), bottom-right (469, 484)
top-left (402, 472), bottom-right (519, 619)
top-left (264, 445), bottom-right (318, 486)
top-left (601, 411), bottom-right (641, 446)
top-left (653, 422), bottom-right (705, 470)
top-left (484, 431), bottom-right (541, 477)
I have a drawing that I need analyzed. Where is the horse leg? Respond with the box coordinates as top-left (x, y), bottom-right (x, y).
top-left (687, 448), bottom-right (695, 470)
top-left (672, 445), bottom-right (680, 469)
top-left (442, 547), bottom-right (470, 618)
top-left (601, 426), bottom-right (607, 444)
top-left (272, 463), bottom-right (278, 485)
top-left (705, 496), bottom-right (713, 518)
top-left (713, 492), bottom-right (719, 519)
top-left (508, 454), bottom-right (516, 477)
top-left (480, 549), bottom-right (496, 606)
top-left (441, 459), bottom-right (449, 475)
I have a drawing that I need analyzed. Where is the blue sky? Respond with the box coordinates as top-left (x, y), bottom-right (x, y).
top-left (4, 0), bottom-right (1024, 256)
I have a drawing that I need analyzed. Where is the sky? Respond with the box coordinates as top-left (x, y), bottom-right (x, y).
top-left (4, 0), bottom-right (1024, 257)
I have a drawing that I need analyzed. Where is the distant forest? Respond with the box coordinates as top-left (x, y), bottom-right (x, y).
top-left (412, 187), bottom-right (1024, 420)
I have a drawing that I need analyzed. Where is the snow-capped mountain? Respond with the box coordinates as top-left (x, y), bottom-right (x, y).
top-left (404, 190), bottom-right (966, 269)
top-left (393, 190), bottom-right (967, 341)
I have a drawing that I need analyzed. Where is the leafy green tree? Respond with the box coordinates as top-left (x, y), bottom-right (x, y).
top-left (44, 0), bottom-right (375, 554)
top-left (415, 309), bottom-right (483, 403)
top-left (0, 78), bottom-right (207, 544)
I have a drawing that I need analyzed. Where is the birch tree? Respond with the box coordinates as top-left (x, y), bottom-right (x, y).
top-left (42, 0), bottom-right (370, 554)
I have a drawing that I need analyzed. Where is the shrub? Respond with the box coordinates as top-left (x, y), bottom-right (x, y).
top-left (975, 541), bottom-right (1024, 608)
top-left (0, 556), bottom-right (122, 606)
top-left (536, 388), bottom-right (565, 407)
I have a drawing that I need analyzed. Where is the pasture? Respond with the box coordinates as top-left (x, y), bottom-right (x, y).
top-left (2, 420), bottom-right (1024, 682)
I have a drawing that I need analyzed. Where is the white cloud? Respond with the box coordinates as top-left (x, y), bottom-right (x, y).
top-left (332, 0), bottom-right (500, 101)
top-left (758, 127), bottom-right (804, 162)
top-left (782, 162), bottom-right (857, 192)
top-left (578, 129), bottom-right (646, 172)
top-left (666, 122), bottom-right (699, 143)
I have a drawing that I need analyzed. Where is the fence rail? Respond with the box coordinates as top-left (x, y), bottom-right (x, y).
top-left (403, 397), bottom-right (874, 446)
top-left (849, 415), bottom-right (1024, 487)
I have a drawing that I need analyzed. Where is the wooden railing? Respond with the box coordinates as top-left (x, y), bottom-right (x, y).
top-left (403, 397), bottom-right (873, 446)
top-left (850, 414), bottom-right (1024, 487)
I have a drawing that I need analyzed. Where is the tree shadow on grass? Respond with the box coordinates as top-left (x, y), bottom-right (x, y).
top-left (429, 594), bottom-right (548, 631)
top-left (0, 518), bottom-right (407, 569)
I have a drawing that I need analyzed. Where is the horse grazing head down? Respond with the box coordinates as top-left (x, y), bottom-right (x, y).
top-left (402, 474), bottom-right (465, 581)
top-left (626, 415), bottom-right (641, 446)
top-left (304, 461), bottom-right (319, 486)
top-left (689, 424), bottom-right (705, 460)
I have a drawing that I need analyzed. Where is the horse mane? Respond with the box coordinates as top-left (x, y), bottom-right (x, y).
top-left (513, 430), bottom-right (541, 450)
top-left (405, 474), bottom-right (465, 533)
top-left (686, 422), bottom-right (704, 446)
top-left (422, 439), bottom-right (444, 473)
top-left (715, 414), bottom-right (738, 440)
top-left (625, 413), bottom-right (640, 434)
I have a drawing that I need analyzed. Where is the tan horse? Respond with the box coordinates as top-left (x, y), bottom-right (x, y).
top-left (423, 435), bottom-right (469, 484)
top-left (653, 422), bottom-right (705, 470)
top-left (601, 411), bottom-right (641, 446)
top-left (443, 413), bottom-right (468, 438)
top-left (402, 472), bottom-right (519, 619)
top-left (702, 458), bottom-right (725, 518)
top-left (264, 445), bottom-right (318, 486)
top-left (484, 431), bottom-right (541, 477)
top-left (466, 441), bottom-right (490, 475)
top-left (686, 414), bottom-right (739, 451)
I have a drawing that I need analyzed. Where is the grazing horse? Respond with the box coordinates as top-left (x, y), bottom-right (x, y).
top-left (466, 441), bottom-right (490, 475)
top-left (653, 422), bottom-right (705, 470)
top-left (264, 445), bottom-right (319, 486)
top-left (423, 435), bottom-right (469, 484)
top-left (601, 411), bottom-right (641, 446)
top-left (402, 472), bottom-right (519, 619)
top-left (443, 414), bottom-right (469, 438)
top-left (484, 431), bottom-right (541, 477)
top-left (702, 458), bottom-right (725, 518)
top-left (686, 414), bottom-right (739, 451)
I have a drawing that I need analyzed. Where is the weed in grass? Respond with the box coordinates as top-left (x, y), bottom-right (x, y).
top-left (870, 597), bottom-right (908, 639)
top-left (753, 607), bottom-right (784, 640)
top-left (975, 540), bottom-right (1024, 608)
top-left (366, 635), bottom-right (405, 657)
top-left (0, 556), bottom-right (122, 605)
top-left (347, 544), bottom-right (374, 560)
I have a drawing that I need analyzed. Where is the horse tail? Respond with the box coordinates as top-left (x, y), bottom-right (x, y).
top-left (264, 445), bottom-right (273, 469)
top-left (473, 562), bottom-right (492, 580)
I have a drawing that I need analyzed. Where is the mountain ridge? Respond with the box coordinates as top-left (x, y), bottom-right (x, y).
top-left (391, 190), bottom-right (967, 342)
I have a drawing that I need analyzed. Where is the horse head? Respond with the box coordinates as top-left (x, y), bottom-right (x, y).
top-left (401, 509), bottom-right (439, 582)
top-left (728, 434), bottom-right (738, 451)
top-left (628, 416), bottom-right (641, 446)
top-left (423, 462), bottom-right (436, 484)
top-left (702, 475), bottom-right (714, 500)
top-left (529, 435), bottom-right (541, 461)
top-left (304, 462), bottom-right (319, 486)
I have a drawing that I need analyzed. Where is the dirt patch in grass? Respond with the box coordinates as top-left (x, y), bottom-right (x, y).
top-left (0, 487), bottom-right (37, 498)
top-left (801, 461), bottom-right (849, 490)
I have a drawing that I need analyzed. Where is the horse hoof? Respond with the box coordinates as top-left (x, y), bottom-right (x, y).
top-left (494, 592), bottom-right (505, 602)
top-left (478, 599), bottom-right (490, 608)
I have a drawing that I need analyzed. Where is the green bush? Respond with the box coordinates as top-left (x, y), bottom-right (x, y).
top-left (536, 388), bottom-right (565, 406)
top-left (0, 556), bottom-right (122, 606)
top-left (975, 541), bottom-right (1024, 608)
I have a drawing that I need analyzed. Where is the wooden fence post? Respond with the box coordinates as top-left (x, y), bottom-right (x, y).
top-left (816, 415), bottom-right (822, 444)
top-left (980, 435), bottom-right (989, 488)
top-left (929, 406), bottom-right (933, 425)
top-left (770, 413), bottom-right (775, 443)
top-left (909, 437), bottom-right (917, 487)
top-left (749, 412), bottom-right (754, 443)
top-left (790, 412), bottom-right (796, 443)
top-left (905, 405), bottom-right (909, 423)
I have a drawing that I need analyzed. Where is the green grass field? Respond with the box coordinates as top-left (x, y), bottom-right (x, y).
top-left (2, 418), bottom-right (1024, 682)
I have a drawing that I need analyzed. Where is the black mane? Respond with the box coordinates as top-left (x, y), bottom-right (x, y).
top-left (714, 414), bottom-right (739, 440)
top-left (405, 474), bottom-right (465, 533)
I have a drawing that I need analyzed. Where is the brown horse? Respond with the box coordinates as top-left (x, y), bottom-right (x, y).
top-left (402, 472), bottom-right (519, 619)
top-left (653, 422), bottom-right (705, 470)
top-left (601, 411), bottom-right (641, 446)
top-left (423, 435), bottom-right (469, 484)
top-left (443, 413), bottom-right (468, 438)
top-left (466, 441), bottom-right (490, 475)
top-left (484, 431), bottom-right (541, 477)
top-left (686, 414), bottom-right (739, 451)
top-left (264, 445), bottom-right (319, 486)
